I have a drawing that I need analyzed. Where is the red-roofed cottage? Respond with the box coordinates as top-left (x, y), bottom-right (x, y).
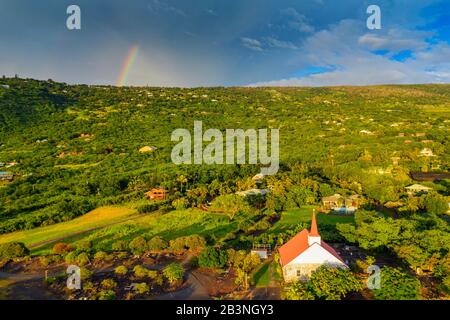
top-left (278, 211), bottom-right (347, 282)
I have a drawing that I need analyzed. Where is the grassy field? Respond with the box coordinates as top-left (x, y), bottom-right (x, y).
top-left (78, 208), bottom-right (238, 252)
top-left (0, 206), bottom-right (138, 253)
top-left (253, 261), bottom-right (271, 287)
top-left (270, 205), bottom-right (354, 233)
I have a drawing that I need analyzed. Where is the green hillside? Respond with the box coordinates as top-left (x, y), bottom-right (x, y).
top-left (0, 78), bottom-right (449, 233)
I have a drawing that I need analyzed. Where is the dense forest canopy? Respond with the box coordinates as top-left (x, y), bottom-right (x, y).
top-left (0, 77), bottom-right (448, 232)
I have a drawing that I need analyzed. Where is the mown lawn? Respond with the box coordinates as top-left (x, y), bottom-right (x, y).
top-left (0, 206), bottom-right (137, 252)
top-left (270, 205), bottom-right (354, 233)
top-left (253, 261), bottom-right (271, 287)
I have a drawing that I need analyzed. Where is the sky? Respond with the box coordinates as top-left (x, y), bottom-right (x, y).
top-left (0, 0), bottom-right (449, 87)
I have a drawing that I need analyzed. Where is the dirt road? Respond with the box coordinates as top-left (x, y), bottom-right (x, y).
top-left (0, 272), bottom-right (59, 300)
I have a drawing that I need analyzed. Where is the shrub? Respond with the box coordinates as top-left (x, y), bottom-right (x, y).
top-left (198, 246), bottom-right (228, 269)
top-left (117, 252), bottom-right (128, 259)
top-left (441, 275), bottom-right (450, 294)
top-left (184, 235), bottom-right (206, 250)
top-left (64, 251), bottom-right (78, 264)
top-left (168, 235), bottom-right (206, 252)
top-left (52, 243), bottom-right (73, 255)
top-left (101, 279), bottom-right (118, 290)
top-left (76, 240), bottom-right (92, 251)
top-left (373, 267), bottom-right (421, 300)
top-left (129, 236), bottom-right (148, 255)
top-left (307, 266), bottom-right (363, 300)
top-left (163, 263), bottom-right (184, 284)
top-left (80, 267), bottom-right (93, 281)
top-left (147, 236), bottom-right (168, 250)
top-left (114, 265), bottom-right (128, 276)
top-left (112, 240), bottom-right (128, 251)
top-left (147, 270), bottom-right (164, 286)
top-left (137, 202), bottom-right (160, 214)
top-left (93, 251), bottom-right (108, 261)
top-left (172, 197), bottom-right (189, 210)
top-left (133, 265), bottom-right (149, 278)
top-left (283, 282), bottom-right (315, 300)
top-left (76, 252), bottom-right (90, 266)
top-left (98, 289), bottom-right (116, 300)
top-left (0, 242), bottom-right (29, 259)
top-left (169, 237), bottom-right (186, 251)
top-left (424, 193), bottom-right (448, 215)
top-left (133, 283), bottom-right (150, 295)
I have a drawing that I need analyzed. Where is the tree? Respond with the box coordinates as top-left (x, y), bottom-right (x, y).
top-left (282, 282), bottom-right (315, 300)
top-left (163, 263), bottom-right (184, 284)
top-left (424, 193), bottom-right (448, 215)
top-left (373, 267), bottom-right (421, 300)
top-left (101, 278), bottom-right (117, 290)
top-left (210, 194), bottom-right (251, 220)
top-left (0, 242), bottom-right (29, 258)
top-left (147, 236), bottom-right (168, 250)
top-left (98, 290), bottom-right (116, 300)
top-left (76, 252), bottom-right (90, 266)
top-left (129, 236), bottom-right (148, 255)
top-left (133, 265), bottom-right (149, 278)
top-left (114, 265), bottom-right (128, 276)
top-left (134, 283), bottom-right (150, 295)
top-left (52, 242), bottom-right (73, 255)
top-left (177, 175), bottom-right (188, 192)
top-left (184, 235), bottom-right (206, 250)
top-left (307, 266), bottom-right (363, 300)
top-left (198, 246), bottom-right (228, 269)
top-left (172, 197), bottom-right (189, 210)
top-left (112, 240), bottom-right (128, 251)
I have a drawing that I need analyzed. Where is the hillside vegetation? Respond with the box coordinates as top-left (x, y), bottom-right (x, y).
top-left (1, 78), bottom-right (448, 233)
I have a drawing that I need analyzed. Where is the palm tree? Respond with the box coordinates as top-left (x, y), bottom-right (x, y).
top-left (177, 175), bottom-right (188, 192)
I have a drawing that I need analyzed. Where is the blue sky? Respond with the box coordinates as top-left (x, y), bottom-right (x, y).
top-left (0, 0), bottom-right (449, 87)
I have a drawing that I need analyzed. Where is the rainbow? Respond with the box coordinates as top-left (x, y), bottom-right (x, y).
top-left (116, 45), bottom-right (139, 87)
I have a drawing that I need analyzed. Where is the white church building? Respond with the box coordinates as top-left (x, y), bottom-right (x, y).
top-left (278, 211), bottom-right (347, 282)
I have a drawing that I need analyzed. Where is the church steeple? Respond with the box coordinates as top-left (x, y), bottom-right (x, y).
top-left (308, 210), bottom-right (321, 245)
top-left (310, 210), bottom-right (319, 236)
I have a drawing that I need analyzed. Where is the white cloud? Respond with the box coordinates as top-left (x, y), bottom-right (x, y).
top-left (147, 0), bottom-right (187, 17)
top-left (249, 20), bottom-right (450, 87)
top-left (281, 7), bottom-right (315, 33)
top-left (358, 28), bottom-right (432, 52)
top-left (241, 37), bottom-right (264, 51)
top-left (265, 37), bottom-right (298, 50)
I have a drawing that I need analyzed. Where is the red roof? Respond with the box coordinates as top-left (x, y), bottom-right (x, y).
top-left (321, 242), bottom-right (345, 263)
top-left (278, 212), bottom-right (345, 266)
top-left (278, 229), bottom-right (309, 267)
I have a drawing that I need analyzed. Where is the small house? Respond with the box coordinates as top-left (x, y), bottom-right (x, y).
top-left (145, 188), bottom-right (168, 200)
top-left (236, 188), bottom-right (270, 197)
top-left (251, 244), bottom-right (271, 260)
top-left (251, 173), bottom-right (265, 184)
top-left (345, 194), bottom-right (362, 209)
top-left (321, 194), bottom-right (344, 210)
top-left (251, 249), bottom-right (269, 260)
top-left (0, 171), bottom-right (13, 181)
top-left (420, 148), bottom-right (434, 157)
top-left (405, 184), bottom-right (433, 195)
